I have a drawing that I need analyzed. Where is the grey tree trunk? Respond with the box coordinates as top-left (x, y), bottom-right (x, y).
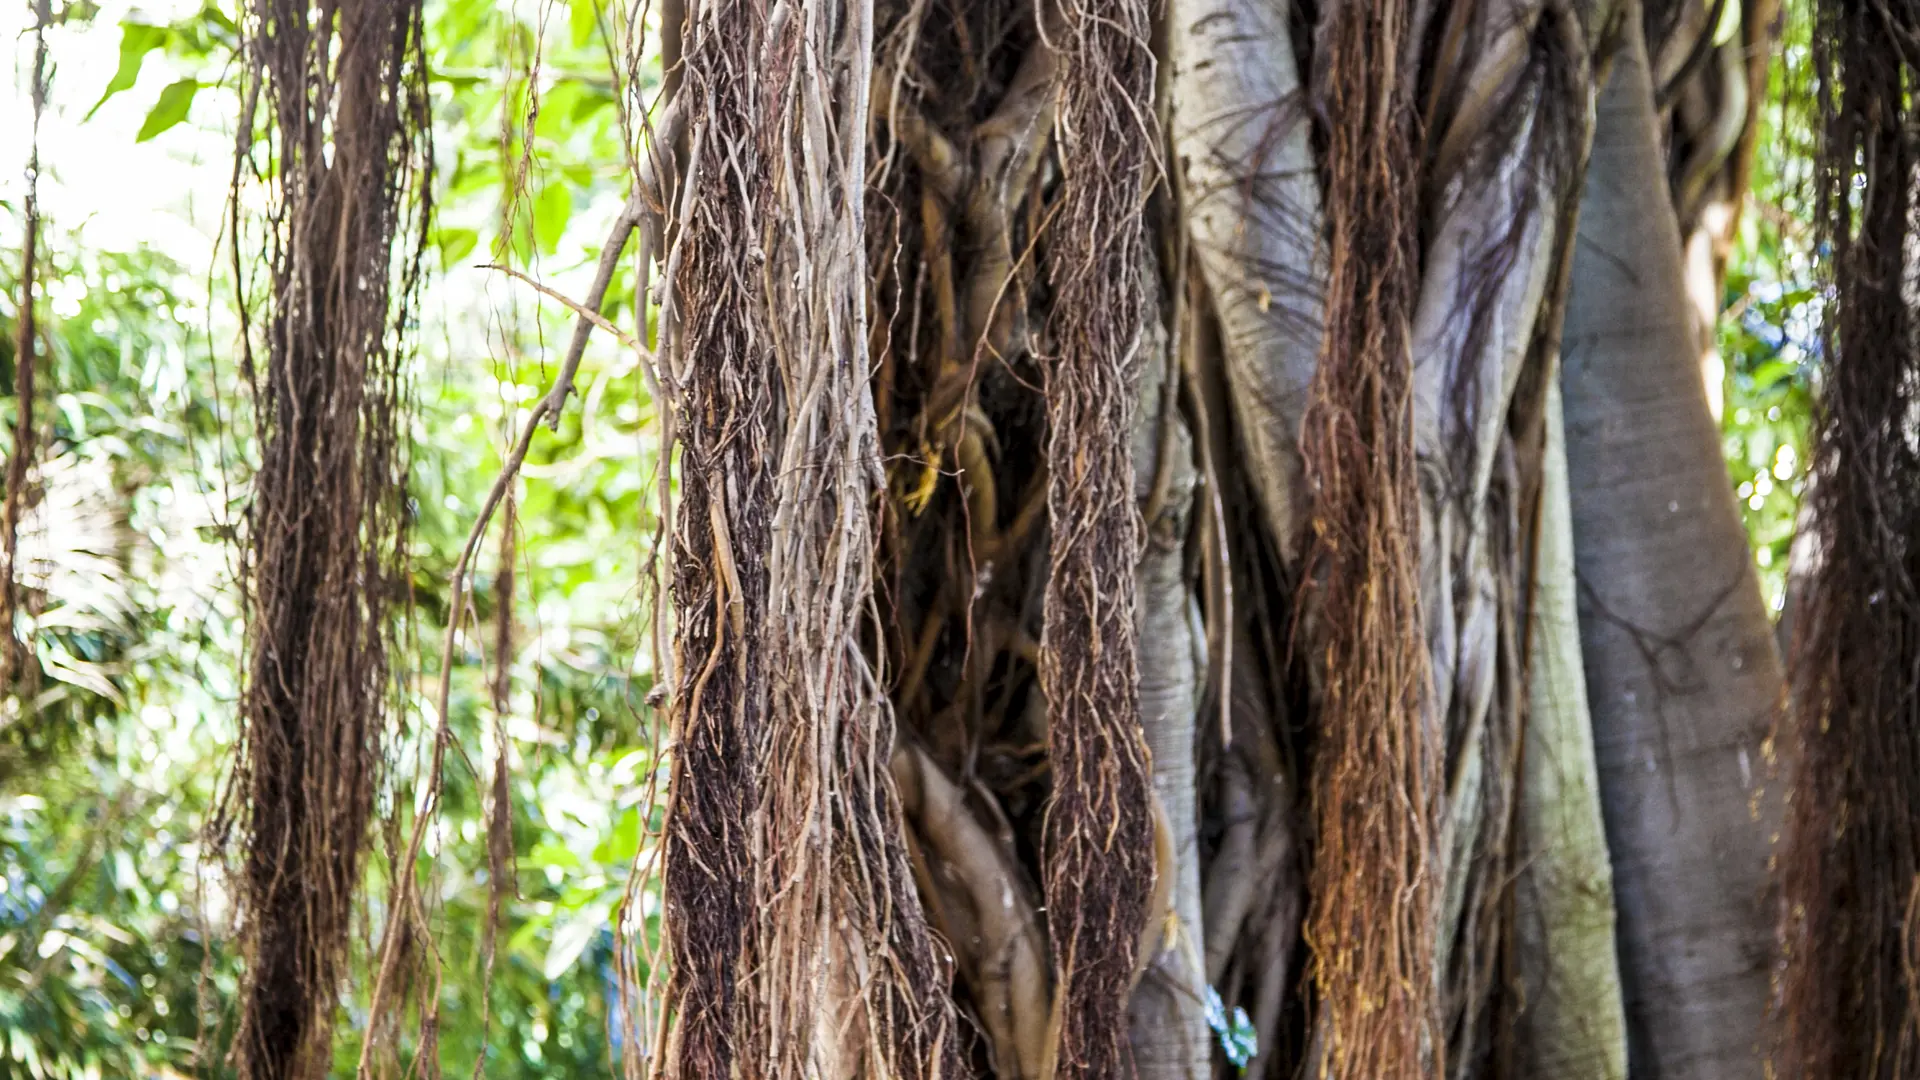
top-left (1166, 0), bottom-right (1322, 564)
top-left (1560, 16), bottom-right (1784, 1078)
top-left (1128, 282), bottom-right (1211, 1080)
top-left (1514, 378), bottom-right (1629, 1080)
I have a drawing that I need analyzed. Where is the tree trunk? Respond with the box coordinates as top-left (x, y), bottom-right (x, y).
top-left (1560, 15), bottom-right (1784, 1078)
top-left (1127, 301), bottom-right (1210, 1080)
top-left (1650, 0), bottom-right (1776, 420)
top-left (1166, 0), bottom-right (1321, 563)
top-left (642, 0), bottom-right (1788, 1073)
top-left (1514, 378), bottom-right (1629, 1080)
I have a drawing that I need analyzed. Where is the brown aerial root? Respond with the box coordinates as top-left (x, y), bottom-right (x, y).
top-left (209, 0), bottom-right (432, 1078)
top-left (653, 0), bottom-right (772, 1069)
top-left (738, 0), bottom-right (965, 1071)
top-left (0, 0), bottom-right (47, 702)
top-left (1036, 0), bottom-right (1159, 1070)
top-left (1297, 0), bottom-right (1441, 1078)
top-left (1774, 1), bottom-right (1920, 1076)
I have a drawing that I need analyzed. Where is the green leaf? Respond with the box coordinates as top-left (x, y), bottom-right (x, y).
top-left (527, 838), bottom-right (582, 870)
top-left (198, 1), bottom-right (238, 37)
top-left (533, 183), bottom-right (573, 255)
top-left (573, 86), bottom-right (616, 124)
top-left (592, 807), bottom-right (643, 864)
top-left (1749, 357), bottom-right (1797, 391)
top-left (535, 82), bottom-right (586, 141)
top-left (449, 158), bottom-right (503, 200)
top-left (436, 227), bottom-right (480, 266)
top-left (135, 79), bottom-right (199, 142)
top-left (87, 24), bottom-right (168, 121)
top-left (570, 0), bottom-right (605, 47)
top-left (508, 213), bottom-right (535, 266)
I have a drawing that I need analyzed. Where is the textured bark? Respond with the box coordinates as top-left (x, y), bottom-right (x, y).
top-left (1039, 0), bottom-right (1159, 1069)
top-left (744, 0), bottom-right (964, 1071)
top-left (226, 2), bottom-right (427, 1075)
top-left (1167, 0), bottom-right (1322, 564)
top-left (1513, 378), bottom-right (1629, 1080)
top-left (693, 0), bottom-right (1782, 1073)
top-left (1560, 17), bottom-right (1783, 1078)
top-left (1298, 2), bottom-right (1439, 1076)
top-left (1652, 0), bottom-right (1773, 420)
top-left (659, 0), bottom-right (773, 1068)
top-left (1774, 0), bottom-right (1920, 1071)
top-left (1408, 8), bottom-right (1577, 1040)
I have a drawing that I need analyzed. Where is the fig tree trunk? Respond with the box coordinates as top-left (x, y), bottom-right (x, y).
top-left (647, 0), bottom-right (1786, 1076)
top-left (1561, 17), bottom-right (1783, 1076)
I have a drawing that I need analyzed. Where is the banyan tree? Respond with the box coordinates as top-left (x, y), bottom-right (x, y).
top-left (198, 0), bottom-right (1920, 1073)
top-left (646, 0), bottom-right (1786, 1076)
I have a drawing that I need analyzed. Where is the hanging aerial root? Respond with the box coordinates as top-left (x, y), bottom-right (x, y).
top-left (655, 0), bottom-right (774, 1071)
top-left (743, 0), bottom-right (964, 1072)
top-left (0, 0), bottom-right (47, 701)
top-left (1298, 0), bottom-right (1440, 1077)
top-left (211, 0), bottom-right (431, 1077)
top-left (1776, 2), bottom-right (1920, 1076)
top-left (1037, 0), bottom-right (1160, 1071)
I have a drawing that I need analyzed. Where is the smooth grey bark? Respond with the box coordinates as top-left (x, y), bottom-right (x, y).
top-left (1164, 8), bottom-right (1322, 1069)
top-left (1409, 0), bottom-right (1562, 987)
top-left (1167, 0), bottom-right (1322, 564)
top-left (1514, 378), bottom-right (1629, 1080)
top-left (1559, 17), bottom-right (1783, 1079)
top-left (1128, 291), bottom-right (1210, 1080)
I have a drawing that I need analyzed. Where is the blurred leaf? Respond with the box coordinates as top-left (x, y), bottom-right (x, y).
top-left (526, 839), bottom-right (582, 870)
top-left (1750, 358), bottom-right (1797, 391)
top-left (573, 86), bottom-right (615, 123)
top-left (592, 807), bottom-right (641, 864)
top-left (87, 23), bottom-right (168, 121)
top-left (438, 227), bottom-right (480, 266)
top-left (533, 183), bottom-right (573, 255)
top-left (569, 0), bottom-right (604, 47)
top-left (198, 2), bottom-right (238, 37)
top-left (135, 79), bottom-right (199, 142)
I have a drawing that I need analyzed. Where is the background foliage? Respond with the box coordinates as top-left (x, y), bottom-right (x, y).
top-left (1, 1), bottom-right (664, 1075)
top-left (1720, 0), bottom-right (1818, 613)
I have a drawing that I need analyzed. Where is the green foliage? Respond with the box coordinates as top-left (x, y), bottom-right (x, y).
top-left (0, 226), bottom-right (243, 1080)
top-left (3, 0), bottom-right (667, 1075)
top-left (84, 2), bottom-right (234, 121)
top-left (86, 23), bottom-right (166, 119)
top-left (1717, 0), bottom-right (1819, 614)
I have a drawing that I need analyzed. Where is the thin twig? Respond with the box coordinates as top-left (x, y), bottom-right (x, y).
top-left (482, 262), bottom-right (648, 354)
top-left (361, 217), bottom-right (662, 1080)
